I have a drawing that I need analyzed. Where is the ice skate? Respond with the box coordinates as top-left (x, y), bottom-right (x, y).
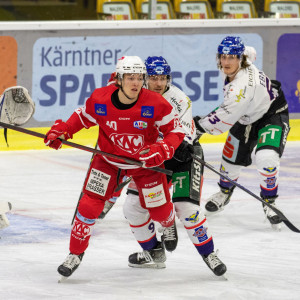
top-left (98, 200), bottom-right (116, 219)
top-left (202, 250), bottom-right (227, 277)
top-left (262, 200), bottom-right (282, 231)
top-left (205, 185), bottom-right (235, 214)
top-left (57, 252), bottom-right (84, 281)
top-left (0, 202), bottom-right (12, 230)
top-left (0, 213), bottom-right (10, 230)
top-left (128, 241), bottom-right (166, 269)
top-left (160, 222), bottom-right (178, 252)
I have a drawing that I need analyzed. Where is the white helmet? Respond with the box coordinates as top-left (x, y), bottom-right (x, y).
top-left (244, 46), bottom-right (257, 64)
top-left (115, 56), bottom-right (146, 77)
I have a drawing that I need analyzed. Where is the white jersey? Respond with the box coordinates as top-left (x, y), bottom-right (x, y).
top-left (199, 64), bottom-right (278, 135)
top-left (163, 84), bottom-right (196, 143)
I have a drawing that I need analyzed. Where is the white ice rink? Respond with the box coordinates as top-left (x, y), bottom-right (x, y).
top-left (1, 142), bottom-right (300, 300)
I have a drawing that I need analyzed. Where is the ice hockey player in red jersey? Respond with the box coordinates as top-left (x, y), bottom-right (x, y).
top-left (121, 56), bottom-right (227, 276)
top-left (44, 56), bottom-right (185, 279)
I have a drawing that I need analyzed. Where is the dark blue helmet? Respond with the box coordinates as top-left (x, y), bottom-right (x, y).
top-left (218, 36), bottom-right (245, 57)
top-left (144, 56), bottom-right (171, 76)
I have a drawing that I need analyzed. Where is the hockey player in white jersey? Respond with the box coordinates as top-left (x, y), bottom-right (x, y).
top-left (122, 56), bottom-right (227, 276)
top-left (193, 36), bottom-right (290, 230)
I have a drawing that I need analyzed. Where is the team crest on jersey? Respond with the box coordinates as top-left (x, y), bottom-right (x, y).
top-left (263, 167), bottom-right (277, 173)
top-left (110, 133), bottom-right (144, 154)
top-left (185, 211), bottom-right (200, 223)
top-left (264, 176), bottom-right (277, 188)
top-left (95, 104), bottom-right (107, 116)
top-left (134, 121), bottom-right (148, 130)
top-left (141, 106), bottom-right (154, 118)
top-left (193, 225), bottom-right (208, 243)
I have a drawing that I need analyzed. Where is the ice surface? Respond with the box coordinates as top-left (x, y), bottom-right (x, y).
top-left (1, 142), bottom-right (300, 300)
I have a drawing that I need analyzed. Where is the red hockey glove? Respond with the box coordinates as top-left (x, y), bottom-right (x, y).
top-left (44, 119), bottom-right (73, 150)
top-left (139, 141), bottom-right (174, 168)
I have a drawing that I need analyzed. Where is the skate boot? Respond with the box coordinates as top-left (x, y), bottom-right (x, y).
top-left (128, 241), bottom-right (166, 269)
top-left (205, 184), bottom-right (235, 213)
top-left (202, 250), bottom-right (227, 276)
top-left (261, 195), bottom-right (282, 230)
top-left (57, 252), bottom-right (84, 278)
top-left (160, 222), bottom-right (178, 252)
top-left (98, 200), bottom-right (116, 219)
top-left (0, 214), bottom-right (10, 230)
top-left (0, 202), bottom-right (12, 230)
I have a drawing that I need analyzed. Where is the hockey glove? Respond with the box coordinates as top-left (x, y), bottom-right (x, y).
top-left (193, 116), bottom-right (206, 139)
top-left (44, 119), bottom-right (73, 150)
top-left (173, 140), bottom-right (194, 163)
top-left (139, 141), bottom-right (174, 168)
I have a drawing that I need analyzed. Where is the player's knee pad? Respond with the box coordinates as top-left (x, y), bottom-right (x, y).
top-left (123, 192), bottom-right (157, 249)
top-left (256, 149), bottom-right (280, 196)
top-left (123, 192), bottom-right (150, 226)
top-left (78, 193), bottom-right (105, 219)
top-left (174, 202), bottom-right (205, 226)
top-left (174, 202), bottom-right (212, 249)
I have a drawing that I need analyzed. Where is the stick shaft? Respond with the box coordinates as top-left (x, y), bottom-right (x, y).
top-left (0, 121), bottom-right (172, 176)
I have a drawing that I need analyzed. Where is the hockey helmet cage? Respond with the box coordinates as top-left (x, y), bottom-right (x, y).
top-left (145, 56), bottom-right (171, 76)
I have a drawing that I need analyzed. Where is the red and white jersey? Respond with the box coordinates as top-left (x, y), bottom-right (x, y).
top-left (199, 64), bottom-right (277, 135)
top-left (68, 85), bottom-right (185, 169)
top-left (163, 85), bottom-right (196, 144)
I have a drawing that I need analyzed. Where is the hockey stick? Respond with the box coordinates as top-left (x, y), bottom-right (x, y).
top-left (191, 153), bottom-right (300, 233)
top-left (0, 121), bottom-right (172, 176)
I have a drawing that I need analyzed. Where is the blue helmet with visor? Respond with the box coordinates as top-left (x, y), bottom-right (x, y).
top-left (218, 36), bottom-right (245, 57)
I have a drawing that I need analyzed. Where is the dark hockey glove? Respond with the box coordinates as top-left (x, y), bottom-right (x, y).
top-left (173, 140), bottom-right (194, 163)
top-left (193, 116), bottom-right (206, 139)
top-left (44, 119), bottom-right (73, 150)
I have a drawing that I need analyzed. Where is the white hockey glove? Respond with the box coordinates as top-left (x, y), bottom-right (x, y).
top-left (0, 86), bottom-right (35, 126)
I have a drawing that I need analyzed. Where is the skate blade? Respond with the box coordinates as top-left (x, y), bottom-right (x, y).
top-left (58, 276), bottom-right (68, 283)
top-left (271, 223), bottom-right (282, 232)
top-left (128, 262), bottom-right (166, 269)
top-left (221, 273), bottom-right (228, 281)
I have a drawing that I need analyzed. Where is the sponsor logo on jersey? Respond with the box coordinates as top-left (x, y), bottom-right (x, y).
top-left (95, 104), bottom-right (107, 116)
top-left (191, 160), bottom-right (202, 192)
top-left (223, 133), bottom-right (239, 162)
top-left (110, 133), bottom-right (144, 154)
top-left (141, 106), bottom-right (154, 118)
top-left (134, 120), bottom-right (148, 130)
top-left (185, 211), bottom-right (200, 223)
top-left (235, 89), bottom-right (245, 102)
top-left (170, 97), bottom-right (182, 113)
top-left (72, 220), bottom-right (92, 238)
top-left (119, 117), bottom-right (130, 120)
top-left (147, 191), bottom-right (163, 199)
